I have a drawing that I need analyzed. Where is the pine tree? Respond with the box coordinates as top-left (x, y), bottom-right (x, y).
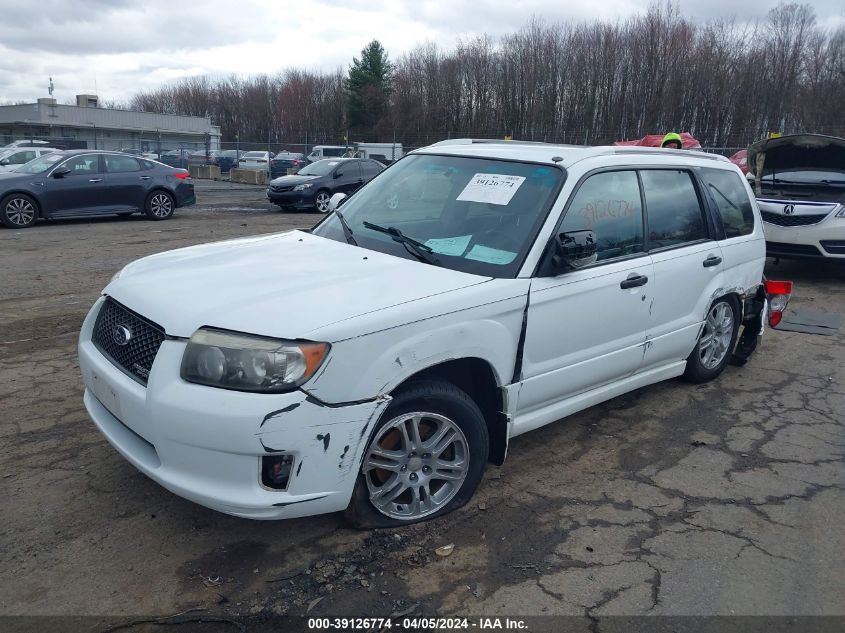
top-left (345, 40), bottom-right (394, 137)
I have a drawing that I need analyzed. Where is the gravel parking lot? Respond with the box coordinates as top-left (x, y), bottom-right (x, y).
top-left (2, 180), bottom-right (844, 625)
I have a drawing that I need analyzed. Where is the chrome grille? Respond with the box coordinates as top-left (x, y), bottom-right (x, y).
top-left (760, 211), bottom-right (828, 227)
top-left (92, 298), bottom-right (165, 385)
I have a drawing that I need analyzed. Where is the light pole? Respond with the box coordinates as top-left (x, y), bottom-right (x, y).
top-left (87, 122), bottom-right (97, 149)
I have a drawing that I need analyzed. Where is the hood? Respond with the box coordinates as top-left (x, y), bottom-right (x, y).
top-left (748, 134), bottom-right (845, 175)
top-left (105, 231), bottom-right (489, 339)
top-left (0, 171), bottom-right (31, 181)
top-left (268, 174), bottom-right (320, 186)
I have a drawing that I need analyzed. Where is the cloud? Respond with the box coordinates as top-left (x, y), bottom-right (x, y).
top-left (1, 0), bottom-right (843, 102)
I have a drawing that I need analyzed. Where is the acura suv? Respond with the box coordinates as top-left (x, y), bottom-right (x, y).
top-left (749, 133), bottom-right (845, 260)
top-left (78, 139), bottom-right (782, 527)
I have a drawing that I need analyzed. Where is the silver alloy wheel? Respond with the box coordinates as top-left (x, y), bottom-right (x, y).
top-left (315, 192), bottom-right (331, 213)
top-left (699, 302), bottom-right (734, 369)
top-left (149, 193), bottom-right (173, 217)
top-left (362, 411), bottom-right (470, 520)
top-left (5, 197), bottom-right (35, 226)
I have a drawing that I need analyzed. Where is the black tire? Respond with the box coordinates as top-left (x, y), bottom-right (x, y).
top-left (683, 295), bottom-right (741, 383)
top-left (0, 193), bottom-right (38, 228)
top-left (144, 190), bottom-right (175, 221)
top-left (314, 189), bottom-right (332, 214)
top-left (345, 380), bottom-right (489, 529)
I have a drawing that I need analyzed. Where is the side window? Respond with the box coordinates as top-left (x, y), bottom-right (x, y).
top-left (640, 170), bottom-right (707, 248)
top-left (699, 168), bottom-right (755, 238)
top-left (104, 155), bottom-right (141, 173)
top-left (63, 155), bottom-right (100, 175)
top-left (10, 151), bottom-right (36, 164)
top-left (560, 170), bottom-right (645, 261)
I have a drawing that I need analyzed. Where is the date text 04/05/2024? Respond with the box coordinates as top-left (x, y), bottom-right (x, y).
top-left (307, 617), bottom-right (529, 630)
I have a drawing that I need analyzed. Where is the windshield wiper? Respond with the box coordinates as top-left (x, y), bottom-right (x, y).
top-left (362, 221), bottom-right (440, 266)
top-left (334, 209), bottom-right (357, 246)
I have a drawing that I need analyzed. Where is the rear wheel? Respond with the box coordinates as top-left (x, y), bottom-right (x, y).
top-left (144, 191), bottom-right (175, 220)
top-left (684, 296), bottom-right (740, 383)
top-left (345, 380), bottom-right (488, 528)
top-left (0, 193), bottom-right (38, 228)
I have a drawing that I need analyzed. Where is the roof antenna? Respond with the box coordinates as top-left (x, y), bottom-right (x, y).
top-left (552, 156), bottom-right (563, 163)
top-left (48, 76), bottom-right (54, 96)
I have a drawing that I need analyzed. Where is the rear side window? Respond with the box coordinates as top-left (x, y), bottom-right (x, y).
top-left (640, 170), bottom-right (707, 248)
top-left (337, 161), bottom-right (361, 179)
top-left (361, 161), bottom-right (382, 176)
top-left (560, 170), bottom-right (645, 261)
top-left (699, 168), bottom-right (755, 238)
top-left (105, 155), bottom-right (141, 173)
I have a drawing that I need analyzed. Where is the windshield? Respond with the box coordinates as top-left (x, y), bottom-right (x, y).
top-left (311, 153), bottom-right (564, 278)
top-left (299, 160), bottom-right (340, 176)
top-left (14, 153), bottom-right (64, 174)
top-left (243, 152), bottom-right (266, 159)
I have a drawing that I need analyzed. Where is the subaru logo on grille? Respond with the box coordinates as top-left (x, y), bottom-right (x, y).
top-left (783, 204), bottom-right (795, 215)
top-left (113, 324), bottom-right (132, 346)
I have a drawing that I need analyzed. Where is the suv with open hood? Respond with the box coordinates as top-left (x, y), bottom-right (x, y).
top-left (748, 133), bottom-right (845, 260)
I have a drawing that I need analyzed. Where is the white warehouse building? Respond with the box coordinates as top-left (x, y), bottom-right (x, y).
top-left (0, 95), bottom-right (221, 153)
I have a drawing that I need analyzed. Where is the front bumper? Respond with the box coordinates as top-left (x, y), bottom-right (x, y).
top-left (267, 189), bottom-right (315, 209)
top-left (78, 297), bottom-right (389, 520)
top-left (759, 200), bottom-right (845, 259)
top-left (763, 219), bottom-right (845, 259)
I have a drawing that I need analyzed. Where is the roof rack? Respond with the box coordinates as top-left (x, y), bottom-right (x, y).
top-left (604, 146), bottom-right (729, 162)
top-left (429, 138), bottom-right (581, 148)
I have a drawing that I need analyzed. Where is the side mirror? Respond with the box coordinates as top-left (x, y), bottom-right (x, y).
top-left (334, 171), bottom-right (343, 179)
top-left (328, 192), bottom-right (347, 212)
top-left (52, 166), bottom-right (72, 178)
top-left (0, 159), bottom-right (8, 166)
top-left (546, 230), bottom-right (598, 274)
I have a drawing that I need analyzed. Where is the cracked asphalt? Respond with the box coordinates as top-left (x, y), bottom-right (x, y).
top-left (1, 180), bottom-right (844, 625)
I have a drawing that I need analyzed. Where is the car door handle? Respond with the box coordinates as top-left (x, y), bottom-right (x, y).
top-left (620, 273), bottom-right (649, 289)
top-left (139, 176), bottom-right (151, 180)
top-left (703, 255), bottom-right (722, 268)
top-left (88, 178), bottom-right (102, 183)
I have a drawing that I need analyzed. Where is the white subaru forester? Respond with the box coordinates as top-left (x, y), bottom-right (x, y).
top-left (78, 139), bottom-right (778, 527)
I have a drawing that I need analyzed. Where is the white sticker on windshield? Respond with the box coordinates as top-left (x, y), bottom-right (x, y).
top-left (465, 244), bottom-right (517, 265)
top-left (424, 235), bottom-right (472, 256)
top-left (456, 173), bottom-right (526, 206)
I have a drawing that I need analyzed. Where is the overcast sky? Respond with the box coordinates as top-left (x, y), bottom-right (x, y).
top-left (2, 0), bottom-right (843, 104)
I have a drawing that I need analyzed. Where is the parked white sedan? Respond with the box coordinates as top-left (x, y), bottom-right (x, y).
top-left (78, 139), bottom-right (787, 527)
top-left (0, 147), bottom-right (60, 172)
top-left (238, 151), bottom-right (273, 172)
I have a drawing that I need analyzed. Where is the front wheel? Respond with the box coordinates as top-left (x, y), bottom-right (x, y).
top-left (345, 380), bottom-right (489, 528)
top-left (144, 191), bottom-right (175, 220)
top-left (684, 296), bottom-right (740, 383)
top-left (0, 193), bottom-right (38, 228)
top-left (314, 190), bottom-right (331, 213)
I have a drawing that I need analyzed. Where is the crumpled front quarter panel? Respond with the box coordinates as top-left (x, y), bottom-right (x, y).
top-left (303, 279), bottom-right (530, 403)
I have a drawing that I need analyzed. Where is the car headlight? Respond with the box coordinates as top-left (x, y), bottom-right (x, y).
top-left (181, 328), bottom-right (330, 393)
top-left (293, 183), bottom-right (312, 191)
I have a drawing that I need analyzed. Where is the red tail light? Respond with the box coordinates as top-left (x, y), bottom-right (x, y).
top-left (764, 279), bottom-right (792, 327)
top-left (174, 170), bottom-right (191, 179)
top-left (764, 280), bottom-right (793, 295)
